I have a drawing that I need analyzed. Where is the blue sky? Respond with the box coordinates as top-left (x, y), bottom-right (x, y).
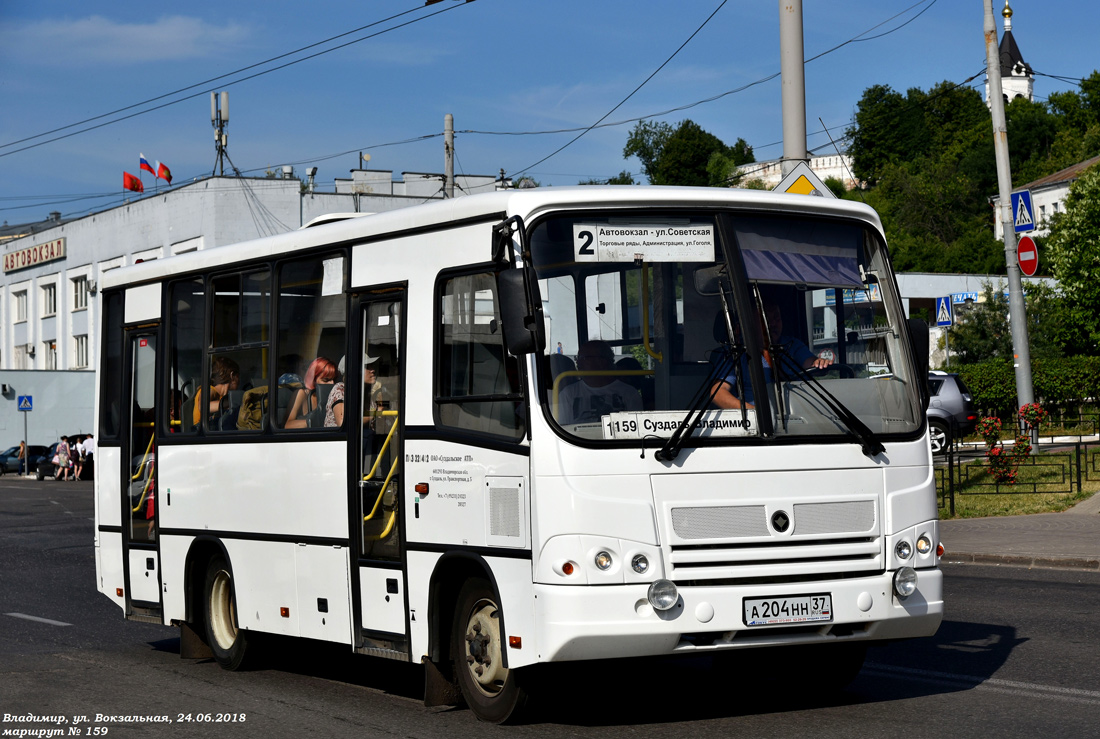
top-left (1, 0), bottom-right (1096, 225)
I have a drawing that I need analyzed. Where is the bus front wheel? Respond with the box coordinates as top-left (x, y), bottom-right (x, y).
top-left (452, 578), bottom-right (528, 723)
top-left (203, 555), bottom-right (251, 670)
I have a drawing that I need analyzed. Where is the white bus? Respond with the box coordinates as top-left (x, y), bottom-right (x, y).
top-left (94, 186), bottom-right (942, 722)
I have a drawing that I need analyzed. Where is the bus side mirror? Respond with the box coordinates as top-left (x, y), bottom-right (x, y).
top-left (497, 269), bottom-right (543, 356)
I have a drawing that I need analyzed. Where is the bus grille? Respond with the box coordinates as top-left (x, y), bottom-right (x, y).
top-left (665, 500), bottom-right (882, 582)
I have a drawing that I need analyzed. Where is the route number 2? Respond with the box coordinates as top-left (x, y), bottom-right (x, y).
top-left (574, 225), bottom-right (598, 261)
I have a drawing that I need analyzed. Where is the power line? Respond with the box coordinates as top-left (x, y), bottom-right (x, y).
top-left (508, 0), bottom-right (730, 178)
top-left (0, 2), bottom-right (473, 160)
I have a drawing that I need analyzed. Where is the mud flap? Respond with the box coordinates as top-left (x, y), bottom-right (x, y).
top-left (422, 656), bottom-right (462, 707)
top-left (180, 621), bottom-right (214, 660)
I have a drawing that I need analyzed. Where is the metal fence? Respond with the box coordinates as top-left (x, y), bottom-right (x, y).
top-left (936, 436), bottom-right (1100, 516)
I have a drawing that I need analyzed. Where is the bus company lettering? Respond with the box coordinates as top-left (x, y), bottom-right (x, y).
top-left (430, 468), bottom-right (472, 483)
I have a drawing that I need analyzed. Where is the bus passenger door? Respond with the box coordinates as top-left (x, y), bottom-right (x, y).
top-left (355, 291), bottom-right (407, 644)
top-left (122, 330), bottom-right (161, 608)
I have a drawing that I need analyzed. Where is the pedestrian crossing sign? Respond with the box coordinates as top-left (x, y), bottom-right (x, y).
top-left (936, 297), bottom-right (953, 327)
top-left (1011, 190), bottom-right (1035, 233)
top-left (17, 395), bottom-right (32, 411)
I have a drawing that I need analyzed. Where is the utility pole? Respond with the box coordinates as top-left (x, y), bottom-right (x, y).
top-left (444, 114), bottom-right (455, 198)
top-left (211, 91), bottom-right (229, 176)
top-left (983, 1), bottom-right (1035, 436)
top-left (778, 0), bottom-right (808, 177)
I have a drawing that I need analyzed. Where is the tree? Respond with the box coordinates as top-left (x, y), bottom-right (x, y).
top-left (1045, 164), bottom-right (1100, 349)
top-left (622, 119), bottom-right (753, 187)
top-left (948, 282), bottom-right (1069, 364)
top-left (623, 121), bottom-right (673, 183)
top-left (578, 171), bottom-right (636, 185)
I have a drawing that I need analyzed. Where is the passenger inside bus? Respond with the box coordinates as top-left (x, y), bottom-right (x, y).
top-left (192, 356), bottom-right (240, 427)
top-left (557, 340), bottom-right (642, 424)
top-left (285, 356), bottom-right (339, 429)
top-left (711, 302), bottom-right (832, 410)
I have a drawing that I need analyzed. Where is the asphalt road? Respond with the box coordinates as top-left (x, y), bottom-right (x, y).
top-left (3, 478), bottom-right (1099, 738)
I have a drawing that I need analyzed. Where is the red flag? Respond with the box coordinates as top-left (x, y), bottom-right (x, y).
top-left (139, 153), bottom-right (155, 176)
top-left (124, 172), bottom-right (144, 192)
top-left (156, 161), bottom-right (172, 184)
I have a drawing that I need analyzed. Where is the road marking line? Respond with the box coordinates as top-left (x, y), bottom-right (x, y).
top-left (5, 612), bottom-right (73, 627)
top-left (865, 662), bottom-right (1100, 704)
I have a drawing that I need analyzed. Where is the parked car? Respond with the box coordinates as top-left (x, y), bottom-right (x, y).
top-left (928, 371), bottom-right (977, 454)
top-left (0, 445), bottom-right (49, 474)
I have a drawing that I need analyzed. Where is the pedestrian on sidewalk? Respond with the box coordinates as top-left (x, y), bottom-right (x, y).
top-left (54, 436), bottom-right (71, 482)
top-left (17, 441), bottom-right (27, 476)
top-left (74, 435), bottom-right (87, 481)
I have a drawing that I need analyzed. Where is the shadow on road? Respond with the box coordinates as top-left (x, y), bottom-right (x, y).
top-left (141, 617), bottom-right (1024, 726)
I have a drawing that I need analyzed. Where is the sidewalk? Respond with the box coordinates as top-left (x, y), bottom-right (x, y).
top-left (940, 492), bottom-right (1100, 571)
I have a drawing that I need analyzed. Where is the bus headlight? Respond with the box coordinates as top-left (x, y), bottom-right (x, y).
top-left (594, 551), bottom-right (613, 571)
top-left (631, 554), bottom-right (650, 574)
top-left (893, 566), bottom-right (918, 599)
top-left (916, 535), bottom-right (933, 555)
top-left (895, 540), bottom-right (913, 560)
top-left (647, 579), bottom-right (679, 611)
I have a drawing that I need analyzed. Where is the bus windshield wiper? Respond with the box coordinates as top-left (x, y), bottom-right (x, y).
top-left (654, 343), bottom-right (747, 462)
top-left (773, 348), bottom-right (885, 458)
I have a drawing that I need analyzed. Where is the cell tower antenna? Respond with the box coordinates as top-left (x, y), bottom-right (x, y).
top-left (211, 91), bottom-right (230, 176)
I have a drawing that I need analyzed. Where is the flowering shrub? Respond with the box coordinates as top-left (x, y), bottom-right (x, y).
top-left (1019, 402), bottom-right (1049, 430)
top-left (987, 435), bottom-right (1032, 484)
top-left (976, 416), bottom-right (1002, 446)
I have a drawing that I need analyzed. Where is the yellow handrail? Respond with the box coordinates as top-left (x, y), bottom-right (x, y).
top-left (130, 435), bottom-right (155, 482)
top-left (362, 409), bottom-right (400, 538)
top-left (130, 458), bottom-right (155, 513)
top-left (363, 411), bottom-right (400, 481)
top-left (363, 456), bottom-right (399, 523)
top-left (365, 510), bottom-right (397, 542)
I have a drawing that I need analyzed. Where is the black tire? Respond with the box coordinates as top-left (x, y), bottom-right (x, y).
top-left (929, 419), bottom-right (951, 455)
top-left (35, 466), bottom-right (45, 481)
top-left (203, 555), bottom-right (252, 670)
top-left (452, 578), bottom-right (529, 723)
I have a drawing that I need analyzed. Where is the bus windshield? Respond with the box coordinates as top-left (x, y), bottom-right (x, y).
top-left (530, 210), bottom-right (923, 447)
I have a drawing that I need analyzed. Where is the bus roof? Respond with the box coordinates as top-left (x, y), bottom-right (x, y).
top-left (100, 186), bottom-right (883, 291)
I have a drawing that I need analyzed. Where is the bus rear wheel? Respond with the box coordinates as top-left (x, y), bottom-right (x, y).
top-left (203, 555), bottom-right (251, 670)
top-left (452, 579), bottom-right (528, 723)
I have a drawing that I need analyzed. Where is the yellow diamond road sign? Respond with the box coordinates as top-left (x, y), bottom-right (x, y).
top-left (773, 161), bottom-right (835, 198)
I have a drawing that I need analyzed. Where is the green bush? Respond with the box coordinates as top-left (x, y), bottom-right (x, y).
top-left (955, 356), bottom-right (1100, 417)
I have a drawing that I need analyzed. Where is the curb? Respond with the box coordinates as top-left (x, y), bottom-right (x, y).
top-left (943, 553), bottom-right (1100, 572)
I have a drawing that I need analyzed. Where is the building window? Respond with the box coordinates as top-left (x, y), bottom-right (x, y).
top-left (73, 277), bottom-right (89, 311)
top-left (42, 284), bottom-right (57, 317)
top-left (14, 291), bottom-right (27, 322)
top-left (44, 341), bottom-right (57, 370)
top-left (13, 344), bottom-right (30, 370)
top-left (74, 335), bottom-right (89, 369)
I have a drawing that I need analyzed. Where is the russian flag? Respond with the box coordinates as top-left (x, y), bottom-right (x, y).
top-left (139, 153), bottom-right (155, 176)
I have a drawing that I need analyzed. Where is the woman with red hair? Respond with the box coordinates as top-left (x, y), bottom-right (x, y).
top-left (285, 356), bottom-right (339, 429)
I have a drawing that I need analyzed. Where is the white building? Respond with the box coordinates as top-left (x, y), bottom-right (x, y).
top-left (992, 154), bottom-right (1100, 240)
top-left (0, 170), bottom-right (503, 434)
top-left (735, 154), bottom-right (859, 191)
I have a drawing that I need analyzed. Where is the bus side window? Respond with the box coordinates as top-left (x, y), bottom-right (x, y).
top-left (436, 272), bottom-right (525, 440)
top-left (275, 255), bottom-right (347, 431)
top-left (167, 278), bottom-right (205, 436)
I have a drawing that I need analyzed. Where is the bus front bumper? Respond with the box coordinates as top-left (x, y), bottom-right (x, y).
top-left (531, 568), bottom-right (942, 663)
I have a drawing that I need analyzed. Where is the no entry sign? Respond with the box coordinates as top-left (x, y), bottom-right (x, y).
top-left (1017, 235), bottom-right (1038, 277)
